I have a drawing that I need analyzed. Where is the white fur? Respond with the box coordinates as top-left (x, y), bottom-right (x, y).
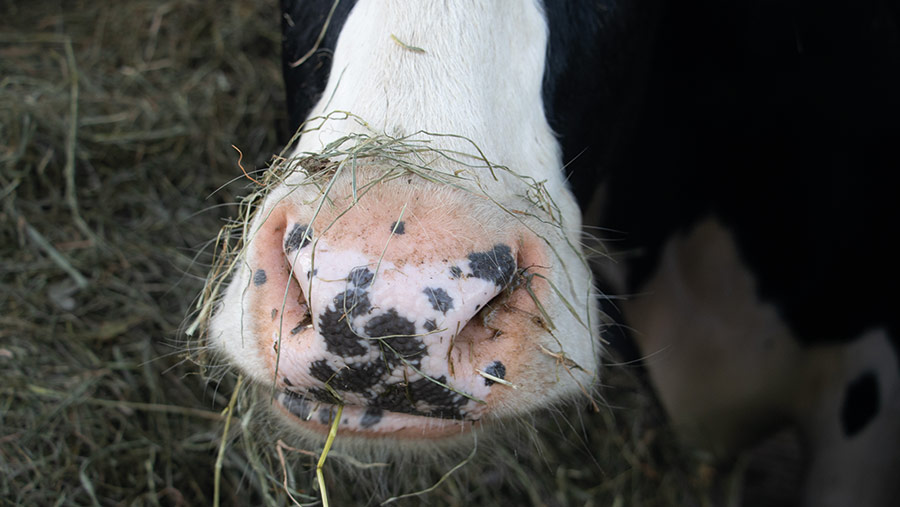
top-left (293, 0), bottom-right (579, 231)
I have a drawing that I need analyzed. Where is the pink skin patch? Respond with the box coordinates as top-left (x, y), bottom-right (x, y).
top-left (241, 183), bottom-right (553, 438)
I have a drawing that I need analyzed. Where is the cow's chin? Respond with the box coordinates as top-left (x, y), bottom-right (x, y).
top-left (274, 400), bottom-right (481, 440)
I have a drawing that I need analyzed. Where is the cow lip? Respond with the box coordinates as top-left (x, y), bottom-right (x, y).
top-left (275, 395), bottom-right (480, 439)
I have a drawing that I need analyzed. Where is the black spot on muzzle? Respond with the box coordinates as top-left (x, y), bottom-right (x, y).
top-left (348, 266), bottom-right (374, 288)
top-left (424, 287), bottom-right (454, 314)
top-left (365, 309), bottom-right (423, 367)
top-left (309, 359), bottom-right (386, 393)
top-left (370, 376), bottom-right (467, 419)
top-left (468, 244), bottom-right (516, 286)
top-left (284, 223), bottom-right (313, 252)
top-left (253, 269), bottom-right (267, 286)
top-left (483, 360), bottom-right (506, 386)
top-left (390, 220), bottom-right (405, 234)
top-left (360, 407), bottom-right (384, 428)
top-left (318, 303), bottom-right (369, 357)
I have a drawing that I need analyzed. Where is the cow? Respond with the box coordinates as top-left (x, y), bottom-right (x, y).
top-left (198, 0), bottom-right (900, 504)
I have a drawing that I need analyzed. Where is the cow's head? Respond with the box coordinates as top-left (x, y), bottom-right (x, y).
top-left (198, 0), bottom-right (600, 450)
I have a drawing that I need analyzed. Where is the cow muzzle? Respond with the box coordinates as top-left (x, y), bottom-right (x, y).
top-left (227, 177), bottom-right (555, 438)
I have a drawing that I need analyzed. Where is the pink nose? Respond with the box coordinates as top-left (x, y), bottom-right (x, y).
top-left (274, 221), bottom-right (519, 419)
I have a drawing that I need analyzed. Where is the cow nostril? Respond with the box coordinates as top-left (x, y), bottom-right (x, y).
top-left (470, 266), bottom-right (527, 333)
top-left (289, 300), bottom-right (312, 335)
top-left (461, 237), bottom-right (553, 341)
top-left (281, 249), bottom-right (313, 335)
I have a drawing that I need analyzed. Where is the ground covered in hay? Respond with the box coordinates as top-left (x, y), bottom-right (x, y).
top-left (1, 1), bottom-right (748, 505)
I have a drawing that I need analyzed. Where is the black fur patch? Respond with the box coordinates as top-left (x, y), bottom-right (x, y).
top-left (284, 223), bottom-right (313, 252)
top-left (409, 376), bottom-right (467, 419)
top-left (318, 303), bottom-right (368, 357)
top-left (468, 244), bottom-right (516, 286)
top-left (310, 359), bottom-right (385, 393)
top-left (449, 266), bottom-right (463, 279)
top-left (309, 359), bottom-right (337, 383)
top-left (281, 391), bottom-right (311, 420)
top-left (372, 384), bottom-right (415, 415)
top-left (307, 387), bottom-right (341, 404)
top-left (281, 0), bottom-right (358, 133)
top-left (424, 287), bottom-right (454, 314)
top-left (253, 269), bottom-right (267, 286)
top-left (348, 266), bottom-right (374, 288)
top-left (360, 407), bottom-right (384, 428)
top-left (423, 319), bottom-right (437, 332)
top-left (366, 309), bottom-right (424, 366)
top-left (600, 0), bottom-right (900, 354)
top-left (840, 370), bottom-right (880, 438)
top-left (369, 376), bottom-right (467, 419)
top-left (333, 288), bottom-right (372, 317)
top-left (483, 360), bottom-right (506, 386)
top-left (390, 221), bottom-right (405, 234)
top-left (365, 309), bottom-right (416, 338)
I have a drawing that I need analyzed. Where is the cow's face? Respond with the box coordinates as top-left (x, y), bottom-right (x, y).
top-left (203, 0), bottom-right (599, 448)
top-left (207, 134), bottom-right (598, 444)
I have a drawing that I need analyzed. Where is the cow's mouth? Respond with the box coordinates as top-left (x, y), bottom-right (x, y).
top-left (275, 392), bottom-right (482, 439)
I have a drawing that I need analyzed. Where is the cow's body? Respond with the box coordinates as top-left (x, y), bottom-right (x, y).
top-left (204, 0), bottom-right (900, 503)
top-left (592, 3), bottom-right (900, 505)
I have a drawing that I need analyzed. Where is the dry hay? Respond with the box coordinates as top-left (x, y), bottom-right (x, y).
top-left (1, 1), bottom-right (736, 505)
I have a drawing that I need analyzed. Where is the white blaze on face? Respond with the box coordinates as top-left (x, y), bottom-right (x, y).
top-left (294, 0), bottom-right (572, 209)
top-left (207, 0), bottom-right (599, 441)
